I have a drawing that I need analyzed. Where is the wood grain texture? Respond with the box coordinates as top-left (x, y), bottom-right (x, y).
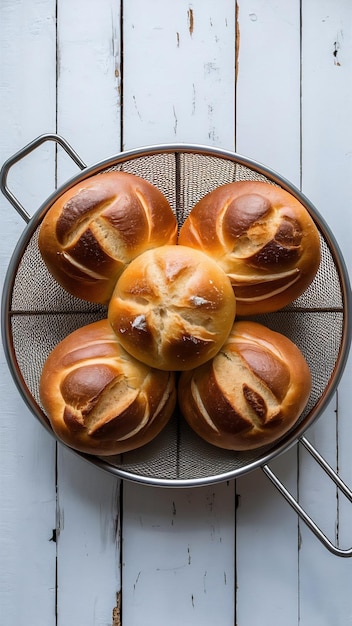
top-left (1, 1), bottom-right (352, 625)
top-left (122, 483), bottom-right (235, 626)
top-left (55, 2), bottom-right (122, 624)
top-left (121, 2), bottom-right (236, 624)
top-left (0, 2), bottom-right (57, 625)
top-left (235, 2), bottom-right (301, 621)
top-left (235, 0), bottom-right (301, 185)
top-left (122, 0), bottom-right (236, 150)
top-left (298, 2), bottom-right (352, 623)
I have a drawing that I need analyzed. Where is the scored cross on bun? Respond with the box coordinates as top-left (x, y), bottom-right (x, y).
top-left (178, 180), bottom-right (321, 315)
top-left (178, 320), bottom-right (312, 451)
top-left (38, 171), bottom-right (178, 304)
top-left (108, 245), bottom-right (237, 371)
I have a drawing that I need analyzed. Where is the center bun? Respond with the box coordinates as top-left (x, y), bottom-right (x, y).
top-left (108, 245), bottom-right (236, 371)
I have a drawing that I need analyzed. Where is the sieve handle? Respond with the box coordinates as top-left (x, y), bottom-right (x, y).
top-left (262, 435), bottom-right (352, 557)
top-left (0, 133), bottom-right (87, 223)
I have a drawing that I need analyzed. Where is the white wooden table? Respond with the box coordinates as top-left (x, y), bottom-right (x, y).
top-left (1, 1), bottom-right (352, 625)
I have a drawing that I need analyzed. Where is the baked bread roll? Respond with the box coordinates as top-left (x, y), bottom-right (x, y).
top-left (38, 171), bottom-right (178, 304)
top-left (178, 180), bottom-right (321, 315)
top-left (179, 320), bottom-right (311, 450)
top-left (108, 245), bottom-right (237, 371)
top-left (39, 319), bottom-right (176, 455)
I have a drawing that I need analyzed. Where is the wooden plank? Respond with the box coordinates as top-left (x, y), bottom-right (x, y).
top-left (122, 0), bottom-right (236, 150)
top-left (122, 483), bottom-right (235, 625)
top-left (0, 1), bottom-right (57, 625)
top-left (298, 1), bottom-right (352, 622)
top-left (235, 1), bottom-right (302, 623)
top-left (56, 0), bottom-right (123, 172)
top-left (235, 0), bottom-right (301, 186)
top-left (235, 450), bottom-right (300, 626)
top-left (56, 452), bottom-right (121, 625)
top-left (121, 2), bottom-right (237, 624)
top-left (54, 1), bottom-right (122, 624)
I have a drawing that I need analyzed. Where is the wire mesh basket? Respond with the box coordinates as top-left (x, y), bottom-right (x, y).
top-left (1, 134), bottom-right (351, 555)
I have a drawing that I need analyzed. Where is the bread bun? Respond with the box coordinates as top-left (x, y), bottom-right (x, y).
top-left (38, 171), bottom-right (178, 304)
top-left (39, 319), bottom-right (176, 455)
top-left (179, 320), bottom-right (311, 450)
top-left (108, 245), bottom-right (236, 371)
top-left (178, 181), bottom-right (321, 315)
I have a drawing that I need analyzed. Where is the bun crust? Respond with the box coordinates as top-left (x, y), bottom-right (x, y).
top-left (39, 319), bottom-right (177, 455)
top-left (38, 171), bottom-right (178, 304)
top-left (179, 320), bottom-right (311, 450)
top-left (108, 245), bottom-right (237, 371)
top-left (178, 181), bottom-right (321, 315)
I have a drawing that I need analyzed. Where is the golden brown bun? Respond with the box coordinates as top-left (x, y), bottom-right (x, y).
top-left (39, 319), bottom-right (177, 455)
top-left (179, 320), bottom-right (311, 450)
top-left (38, 171), bottom-right (178, 304)
top-left (178, 181), bottom-right (321, 315)
top-left (108, 245), bottom-right (236, 371)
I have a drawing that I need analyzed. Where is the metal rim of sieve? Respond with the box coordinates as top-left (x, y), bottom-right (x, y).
top-left (1, 136), bottom-right (351, 492)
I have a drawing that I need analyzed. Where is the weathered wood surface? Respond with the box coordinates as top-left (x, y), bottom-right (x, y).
top-left (1, 1), bottom-right (352, 625)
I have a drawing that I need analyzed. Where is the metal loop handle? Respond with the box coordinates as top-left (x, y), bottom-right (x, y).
top-left (262, 435), bottom-right (352, 557)
top-left (0, 133), bottom-right (87, 223)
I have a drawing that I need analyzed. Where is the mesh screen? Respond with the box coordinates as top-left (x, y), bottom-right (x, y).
top-left (5, 149), bottom-right (348, 484)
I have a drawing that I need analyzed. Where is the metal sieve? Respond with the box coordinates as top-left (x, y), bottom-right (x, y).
top-left (1, 135), bottom-right (352, 556)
